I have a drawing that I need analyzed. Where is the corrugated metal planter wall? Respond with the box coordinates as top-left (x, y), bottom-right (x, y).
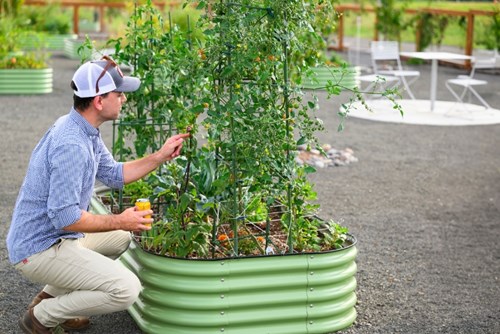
top-left (0, 68), bottom-right (53, 94)
top-left (302, 67), bottom-right (360, 91)
top-left (19, 34), bottom-right (78, 51)
top-left (91, 199), bottom-right (358, 334)
top-left (63, 39), bottom-right (92, 60)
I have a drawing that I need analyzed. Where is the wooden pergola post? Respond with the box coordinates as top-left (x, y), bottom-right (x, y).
top-left (337, 9), bottom-right (345, 51)
top-left (73, 5), bottom-right (79, 35)
top-left (465, 12), bottom-right (475, 70)
top-left (99, 5), bottom-right (105, 33)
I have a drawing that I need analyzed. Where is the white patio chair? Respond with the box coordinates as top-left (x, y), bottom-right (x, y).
top-left (369, 41), bottom-right (420, 99)
top-left (445, 56), bottom-right (496, 110)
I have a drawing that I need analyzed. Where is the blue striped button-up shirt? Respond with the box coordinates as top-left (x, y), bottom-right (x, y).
top-left (7, 108), bottom-right (124, 264)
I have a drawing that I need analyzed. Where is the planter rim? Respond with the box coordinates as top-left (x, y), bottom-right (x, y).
top-left (134, 233), bottom-right (357, 262)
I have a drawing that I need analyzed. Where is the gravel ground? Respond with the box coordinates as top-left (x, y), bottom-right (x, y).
top-left (1, 51), bottom-right (499, 334)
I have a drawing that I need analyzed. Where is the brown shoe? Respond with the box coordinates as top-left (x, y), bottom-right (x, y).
top-left (18, 308), bottom-right (67, 334)
top-left (29, 291), bottom-right (91, 331)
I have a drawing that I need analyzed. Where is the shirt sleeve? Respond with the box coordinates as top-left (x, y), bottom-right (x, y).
top-left (96, 140), bottom-right (124, 189)
top-left (47, 143), bottom-right (85, 229)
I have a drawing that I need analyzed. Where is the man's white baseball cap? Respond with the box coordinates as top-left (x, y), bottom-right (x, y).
top-left (71, 57), bottom-right (141, 98)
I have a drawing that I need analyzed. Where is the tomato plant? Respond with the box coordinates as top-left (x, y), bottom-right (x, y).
top-left (103, 0), bottom-right (356, 258)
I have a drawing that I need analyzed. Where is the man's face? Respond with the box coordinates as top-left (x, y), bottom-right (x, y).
top-left (99, 91), bottom-right (126, 121)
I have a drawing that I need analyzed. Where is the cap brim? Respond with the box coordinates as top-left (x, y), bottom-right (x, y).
top-left (115, 76), bottom-right (141, 93)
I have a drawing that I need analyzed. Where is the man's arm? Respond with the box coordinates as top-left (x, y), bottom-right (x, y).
top-left (122, 133), bottom-right (190, 184)
top-left (62, 207), bottom-right (153, 233)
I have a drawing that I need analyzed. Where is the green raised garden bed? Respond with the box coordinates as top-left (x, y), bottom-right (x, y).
top-left (19, 34), bottom-right (78, 51)
top-left (64, 39), bottom-right (94, 60)
top-left (90, 196), bottom-right (358, 334)
top-left (0, 68), bottom-right (53, 94)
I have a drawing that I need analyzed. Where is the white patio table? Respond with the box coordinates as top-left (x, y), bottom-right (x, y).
top-left (400, 51), bottom-right (472, 112)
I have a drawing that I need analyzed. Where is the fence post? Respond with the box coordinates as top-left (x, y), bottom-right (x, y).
top-left (416, 14), bottom-right (423, 51)
top-left (73, 5), bottom-right (79, 35)
top-left (337, 9), bottom-right (345, 51)
top-left (99, 5), bottom-right (105, 33)
top-left (465, 12), bottom-right (474, 70)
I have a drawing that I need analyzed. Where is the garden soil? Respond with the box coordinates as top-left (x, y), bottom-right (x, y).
top-left (0, 52), bottom-right (499, 334)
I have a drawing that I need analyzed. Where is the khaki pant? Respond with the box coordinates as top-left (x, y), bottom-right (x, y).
top-left (14, 231), bottom-right (141, 328)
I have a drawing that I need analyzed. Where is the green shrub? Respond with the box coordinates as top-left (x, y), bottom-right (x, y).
top-left (19, 4), bottom-right (71, 34)
top-left (0, 17), bottom-right (49, 69)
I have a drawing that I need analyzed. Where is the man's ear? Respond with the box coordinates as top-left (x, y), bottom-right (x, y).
top-left (93, 95), bottom-right (104, 111)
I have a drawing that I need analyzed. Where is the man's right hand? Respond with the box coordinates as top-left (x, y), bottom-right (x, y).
top-left (118, 206), bottom-right (153, 232)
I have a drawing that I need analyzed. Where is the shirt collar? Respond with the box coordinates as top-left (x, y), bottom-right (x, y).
top-left (69, 107), bottom-right (100, 137)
